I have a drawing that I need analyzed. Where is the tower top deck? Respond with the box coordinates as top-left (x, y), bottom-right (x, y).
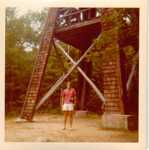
top-left (54, 8), bottom-right (102, 51)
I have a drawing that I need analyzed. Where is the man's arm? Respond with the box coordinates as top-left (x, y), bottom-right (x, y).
top-left (60, 90), bottom-right (64, 107)
top-left (61, 97), bottom-right (64, 106)
top-left (73, 96), bottom-right (77, 106)
top-left (73, 89), bottom-right (77, 106)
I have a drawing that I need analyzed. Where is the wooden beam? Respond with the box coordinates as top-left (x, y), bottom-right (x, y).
top-left (55, 17), bottom-right (101, 33)
top-left (126, 52), bottom-right (138, 91)
top-left (80, 79), bottom-right (87, 110)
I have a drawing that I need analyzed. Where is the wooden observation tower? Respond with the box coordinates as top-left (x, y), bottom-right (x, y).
top-left (19, 8), bottom-right (138, 130)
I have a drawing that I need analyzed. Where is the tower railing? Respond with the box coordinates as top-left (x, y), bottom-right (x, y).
top-left (55, 8), bottom-right (101, 28)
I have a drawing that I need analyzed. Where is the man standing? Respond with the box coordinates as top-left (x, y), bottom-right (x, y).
top-left (60, 81), bottom-right (77, 130)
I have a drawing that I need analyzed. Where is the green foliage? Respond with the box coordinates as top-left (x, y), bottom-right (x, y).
top-left (5, 47), bottom-right (35, 113)
top-left (6, 7), bottom-right (47, 50)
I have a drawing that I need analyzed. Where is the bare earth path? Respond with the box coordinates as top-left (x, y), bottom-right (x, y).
top-left (5, 113), bottom-right (138, 142)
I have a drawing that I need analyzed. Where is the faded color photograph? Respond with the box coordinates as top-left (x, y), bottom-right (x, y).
top-left (5, 7), bottom-right (139, 142)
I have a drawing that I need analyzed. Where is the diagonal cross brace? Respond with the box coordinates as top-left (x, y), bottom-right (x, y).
top-left (126, 52), bottom-right (138, 91)
top-left (35, 36), bottom-right (99, 110)
top-left (54, 39), bottom-right (106, 103)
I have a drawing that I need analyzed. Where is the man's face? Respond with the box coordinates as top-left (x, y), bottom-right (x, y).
top-left (67, 82), bottom-right (71, 89)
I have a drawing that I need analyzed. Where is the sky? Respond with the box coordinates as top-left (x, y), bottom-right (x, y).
top-left (17, 6), bottom-right (44, 16)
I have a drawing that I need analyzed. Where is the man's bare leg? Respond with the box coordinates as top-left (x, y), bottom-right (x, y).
top-left (63, 111), bottom-right (68, 130)
top-left (69, 111), bottom-right (74, 129)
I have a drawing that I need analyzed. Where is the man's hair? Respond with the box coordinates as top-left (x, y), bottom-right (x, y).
top-left (66, 78), bottom-right (71, 83)
top-left (66, 81), bottom-right (71, 85)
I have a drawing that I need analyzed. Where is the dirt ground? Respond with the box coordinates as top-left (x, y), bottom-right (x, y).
top-left (5, 113), bottom-right (138, 142)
